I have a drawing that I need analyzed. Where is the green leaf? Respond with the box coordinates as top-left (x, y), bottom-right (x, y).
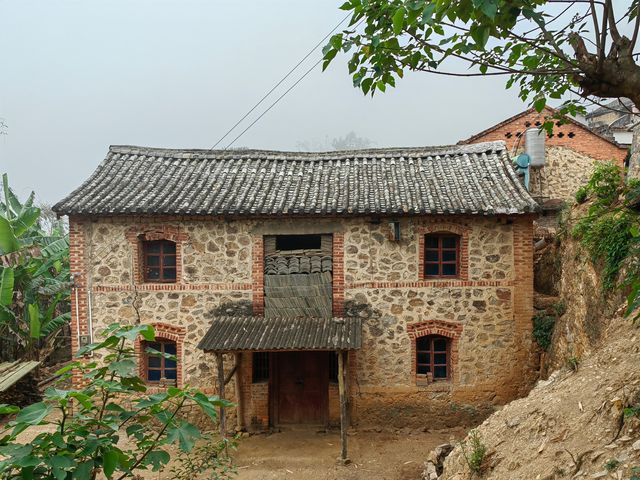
top-left (0, 404), bottom-right (19, 415)
top-left (15, 401), bottom-right (52, 425)
top-left (167, 420), bottom-right (201, 452)
top-left (47, 455), bottom-right (74, 480)
top-left (191, 392), bottom-right (219, 422)
top-left (107, 359), bottom-right (137, 378)
top-left (73, 460), bottom-right (94, 479)
top-left (0, 267), bottom-right (14, 306)
top-left (0, 215), bottom-right (20, 254)
top-left (533, 97), bottom-right (546, 112)
top-left (28, 303), bottom-right (41, 339)
top-left (143, 450), bottom-right (170, 471)
top-left (392, 7), bottom-right (406, 35)
top-left (11, 206), bottom-right (40, 236)
top-left (102, 448), bottom-right (119, 478)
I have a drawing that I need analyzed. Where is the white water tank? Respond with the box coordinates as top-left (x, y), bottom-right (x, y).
top-left (525, 128), bottom-right (546, 167)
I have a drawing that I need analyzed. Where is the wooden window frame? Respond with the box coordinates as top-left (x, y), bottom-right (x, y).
top-left (142, 240), bottom-right (177, 283)
top-left (424, 233), bottom-right (461, 279)
top-left (416, 335), bottom-right (450, 381)
top-left (143, 339), bottom-right (178, 385)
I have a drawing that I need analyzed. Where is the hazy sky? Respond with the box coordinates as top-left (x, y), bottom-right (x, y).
top-left (0, 0), bottom-right (528, 205)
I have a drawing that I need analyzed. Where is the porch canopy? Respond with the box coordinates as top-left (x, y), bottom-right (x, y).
top-left (197, 316), bottom-right (362, 352)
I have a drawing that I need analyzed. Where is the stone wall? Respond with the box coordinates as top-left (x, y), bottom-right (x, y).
top-left (528, 146), bottom-right (612, 201)
top-left (70, 213), bottom-right (536, 430)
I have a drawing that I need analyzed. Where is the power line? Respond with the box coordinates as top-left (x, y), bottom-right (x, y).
top-left (223, 57), bottom-right (324, 150)
top-left (210, 13), bottom-right (351, 150)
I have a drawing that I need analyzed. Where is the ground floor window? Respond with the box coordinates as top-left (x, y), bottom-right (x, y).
top-left (143, 340), bottom-right (177, 384)
top-left (416, 335), bottom-right (449, 380)
top-left (252, 352), bottom-right (269, 383)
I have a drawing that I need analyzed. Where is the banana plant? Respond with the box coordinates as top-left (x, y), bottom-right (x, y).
top-left (0, 173), bottom-right (71, 361)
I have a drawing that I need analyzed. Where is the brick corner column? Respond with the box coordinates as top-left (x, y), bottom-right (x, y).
top-left (252, 235), bottom-right (264, 316)
top-left (69, 216), bottom-right (90, 386)
top-left (332, 232), bottom-right (345, 317)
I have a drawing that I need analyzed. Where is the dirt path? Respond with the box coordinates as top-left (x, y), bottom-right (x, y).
top-left (232, 428), bottom-right (465, 480)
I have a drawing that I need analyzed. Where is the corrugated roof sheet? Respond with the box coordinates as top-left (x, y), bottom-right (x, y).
top-left (53, 141), bottom-right (539, 216)
top-left (197, 316), bottom-right (362, 351)
top-left (0, 361), bottom-right (40, 392)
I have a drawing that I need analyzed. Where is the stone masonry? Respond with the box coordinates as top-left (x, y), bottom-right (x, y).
top-left (69, 213), bottom-right (536, 429)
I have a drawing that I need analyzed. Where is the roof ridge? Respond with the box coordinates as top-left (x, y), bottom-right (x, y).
top-left (108, 141), bottom-right (507, 160)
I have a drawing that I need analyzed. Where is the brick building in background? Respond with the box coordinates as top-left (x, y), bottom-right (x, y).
top-left (460, 106), bottom-right (628, 206)
top-left (54, 141), bottom-right (539, 433)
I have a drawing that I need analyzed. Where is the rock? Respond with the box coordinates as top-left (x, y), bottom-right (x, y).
top-left (422, 462), bottom-right (439, 480)
top-left (632, 439), bottom-right (640, 451)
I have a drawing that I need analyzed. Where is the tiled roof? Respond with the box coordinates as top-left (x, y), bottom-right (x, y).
top-left (53, 141), bottom-right (538, 216)
top-left (197, 316), bottom-right (362, 351)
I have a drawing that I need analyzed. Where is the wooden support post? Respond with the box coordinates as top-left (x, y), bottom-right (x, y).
top-left (234, 352), bottom-right (245, 431)
top-left (338, 349), bottom-right (350, 464)
top-left (216, 352), bottom-right (226, 437)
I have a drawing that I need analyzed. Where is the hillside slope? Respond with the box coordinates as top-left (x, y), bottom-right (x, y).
top-left (440, 310), bottom-right (640, 479)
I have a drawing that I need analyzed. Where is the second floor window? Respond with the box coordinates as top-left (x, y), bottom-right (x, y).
top-left (143, 240), bottom-right (177, 283)
top-left (425, 233), bottom-right (460, 278)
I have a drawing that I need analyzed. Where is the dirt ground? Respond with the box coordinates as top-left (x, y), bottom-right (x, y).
top-left (231, 428), bottom-right (465, 480)
top-left (9, 416), bottom-right (465, 480)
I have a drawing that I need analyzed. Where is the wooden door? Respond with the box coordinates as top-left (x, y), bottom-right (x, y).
top-left (276, 351), bottom-right (328, 424)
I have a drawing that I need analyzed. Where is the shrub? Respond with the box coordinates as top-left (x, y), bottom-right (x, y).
top-left (566, 356), bottom-right (579, 371)
top-left (461, 429), bottom-right (487, 475)
top-left (0, 324), bottom-right (233, 479)
top-left (574, 186), bottom-right (588, 204)
top-left (532, 313), bottom-right (556, 351)
top-left (571, 163), bottom-right (640, 292)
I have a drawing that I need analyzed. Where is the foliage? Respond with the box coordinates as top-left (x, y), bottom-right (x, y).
top-left (566, 356), bottom-right (579, 372)
top-left (604, 458), bottom-right (621, 472)
top-left (461, 429), bottom-right (486, 475)
top-left (632, 466), bottom-right (640, 480)
top-left (532, 313), bottom-right (556, 351)
top-left (170, 434), bottom-right (237, 480)
top-left (574, 186), bottom-right (588, 204)
top-left (0, 323), bottom-right (233, 480)
top-left (0, 174), bottom-right (71, 361)
top-left (322, 0), bottom-right (640, 120)
top-left (623, 404), bottom-right (640, 419)
top-left (571, 163), bottom-right (640, 292)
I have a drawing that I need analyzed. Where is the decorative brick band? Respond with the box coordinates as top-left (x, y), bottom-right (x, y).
top-left (252, 236), bottom-right (264, 315)
top-left (407, 320), bottom-right (463, 385)
top-left (135, 323), bottom-right (186, 388)
top-left (92, 283), bottom-right (253, 293)
top-left (345, 279), bottom-right (514, 290)
top-left (416, 223), bottom-right (470, 281)
top-left (126, 225), bottom-right (189, 284)
top-left (332, 232), bottom-right (345, 316)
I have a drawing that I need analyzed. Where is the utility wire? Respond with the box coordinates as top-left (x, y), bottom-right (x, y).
top-left (223, 57), bottom-right (324, 150)
top-left (210, 13), bottom-right (352, 150)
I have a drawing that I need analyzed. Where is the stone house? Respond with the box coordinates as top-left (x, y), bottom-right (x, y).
top-left (460, 106), bottom-right (628, 206)
top-left (53, 141), bottom-right (539, 436)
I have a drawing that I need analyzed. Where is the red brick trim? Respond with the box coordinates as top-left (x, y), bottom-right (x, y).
top-left (332, 232), bottom-right (345, 316)
top-left (126, 225), bottom-right (189, 285)
top-left (416, 223), bottom-right (470, 281)
top-left (92, 283), bottom-right (252, 292)
top-left (345, 279), bottom-right (513, 289)
top-left (135, 323), bottom-right (186, 388)
top-left (407, 320), bottom-right (463, 384)
top-left (252, 236), bottom-right (264, 315)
